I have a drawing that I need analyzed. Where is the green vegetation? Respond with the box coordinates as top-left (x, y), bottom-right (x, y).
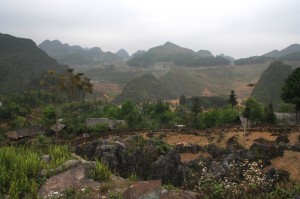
top-left (242, 97), bottom-right (264, 125)
top-left (108, 192), bottom-right (123, 199)
top-left (198, 107), bottom-right (239, 129)
top-left (228, 90), bottom-right (238, 108)
top-left (0, 144), bottom-right (71, 198)
top-left (88, 159), bottom-right (112, 182)
top-left (281, 67), bottom-right (300, 124)
top-left (252, 61), bottom-right (294, 110)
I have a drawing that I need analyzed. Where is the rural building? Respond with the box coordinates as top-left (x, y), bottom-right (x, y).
top-left (86, 118), bottom-right (126, 129)
top-left (275, 113), bottom-right (297, 125)
top-left (5, 126), bottom-right (44, 140)
top-left (50, 123), bottom-right (66, 133)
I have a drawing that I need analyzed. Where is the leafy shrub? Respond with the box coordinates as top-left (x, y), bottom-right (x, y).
top-left (89, 124), bottom-right (108, 133)
top-left (108, 191), bottom-right (123, 199)
top-left (89, 159), bottom-right (112, 182)
top-left (153, 136), bottom-right (172, 154)
top-left (127, 172), bottom-right (137, 182)
top-left (198, 107), bottom-right (239, 129)
top-left (162, 183), bottom-right (178, 191)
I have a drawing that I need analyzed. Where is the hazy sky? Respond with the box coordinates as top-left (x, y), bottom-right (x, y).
top-left (1, 0), bottom-right (299, 58)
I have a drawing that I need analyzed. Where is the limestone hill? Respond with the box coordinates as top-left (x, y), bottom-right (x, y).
top-left (251, 61), bottom-right (294, 110)
top-left (0, 33), bottom-right (66, 94)
top-left (113, 74), bottom-right (174, 103)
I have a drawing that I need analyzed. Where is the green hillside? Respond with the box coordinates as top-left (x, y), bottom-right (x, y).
top-left (0, 33), bottom-right (66, 94)
top-left (159, 70), bottom-right (207, 97)
top-left (113, 74), bottom-right (174, 103)
top-left (251, 61), bottom-right (294, 110)
top-left (127, 41), bottom-right (230, 67)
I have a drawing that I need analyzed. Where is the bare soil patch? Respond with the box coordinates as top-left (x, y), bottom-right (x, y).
top-left (165, 133), bottom-right (209, 146)
top-left (165, 131), bottom-right (279, 149)
top-left (92, 82), bottom-right (122, 98)
top-left (180, 152), bottom-right (211, 164)
top-left (271, 151), bottom-right (300, 182)
top-left (289, 132), bottom-right (300, 145)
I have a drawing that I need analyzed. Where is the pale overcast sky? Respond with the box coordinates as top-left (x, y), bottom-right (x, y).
top-left (0, 0), bottom-right (299, 58)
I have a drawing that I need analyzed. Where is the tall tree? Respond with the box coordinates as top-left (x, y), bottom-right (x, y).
top-left (191, 97), bottom-right (202, 114)
top-left (41, 70), bottom-right (61, 139)
top-left (179, 95), bottom-right (187, 106)
top-left (264, 103), bottom-right (276, 124)
top-left (281, 68), bottom-right (300, 124)
top-left (77, 75), bottom-right (93, 133)
top-left (228, 90), bottom-right (238, 108)
top-left (242, 97), bottom-right (264, 125)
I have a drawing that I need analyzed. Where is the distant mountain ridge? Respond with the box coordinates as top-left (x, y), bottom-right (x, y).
top-left (115, 49), bottom-right (130, 60)
top-left (0, 33), bottom-right (66, 94)
top-left (264, 44), bottom-right (300, 58)
top-left (38, 40), bottom-right (124, 66)
top-left (234, 43), bottom-right (300, 65)
top-left (127, 41), bottom-right (230, 67)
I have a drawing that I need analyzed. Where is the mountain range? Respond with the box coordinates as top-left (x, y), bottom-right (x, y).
top-left (0, 33), bottom-right (66, 94)
top-left (38, 40), bottom-right (126, 66)
top-left (263, 44), bottom-right (300, 58)
top-left (234, 44), bottom-right (300, 65)
top-left (1, 32), bottom-right (300, 100)
top-left (127, 41), bottom-right (231, 67)
top-left (38, 39), bottom-right (300, 68)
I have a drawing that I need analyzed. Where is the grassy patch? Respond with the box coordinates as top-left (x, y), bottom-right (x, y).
top-left (0, 144), bottom-right (71, 198)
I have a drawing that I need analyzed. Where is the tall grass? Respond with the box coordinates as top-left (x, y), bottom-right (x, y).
top-left (0, 145), bottom-right (71, 198)
top-left (89, 159), bottom-right (112, 182)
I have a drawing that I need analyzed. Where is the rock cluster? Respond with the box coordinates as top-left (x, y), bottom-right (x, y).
top-left (75, 135), bottom-right (185, 186)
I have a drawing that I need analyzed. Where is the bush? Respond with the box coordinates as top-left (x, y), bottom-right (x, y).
top-left (198, 107), bottom-right (239, 129)
top-left (108, 192), bottom-right (123, 199)
top-left (89, 159), bottom-right (112, 182)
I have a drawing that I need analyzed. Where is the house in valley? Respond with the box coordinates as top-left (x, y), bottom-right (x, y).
top-left (5, 126), bottom-right (44, 140)
top-left (86, 118), bottom-right (126, 129)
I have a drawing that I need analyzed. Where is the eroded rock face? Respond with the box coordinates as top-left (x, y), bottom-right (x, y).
top-left (151, 151), bottom-right (185, 186)
top-left (265, 168), bottom-right (290, 182)
top-left (39, 164), bottom-right (99, 198)
top-left (291, 143), bottom-right (300, 152)
top-left (75, 136), bottom-right (185, 184)
top-left (275, 134), bottom-right (290, 143)
top-left (123, 180), bottom-right (162, 199)
top-left (249, 142), bottom-right (284, 160)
